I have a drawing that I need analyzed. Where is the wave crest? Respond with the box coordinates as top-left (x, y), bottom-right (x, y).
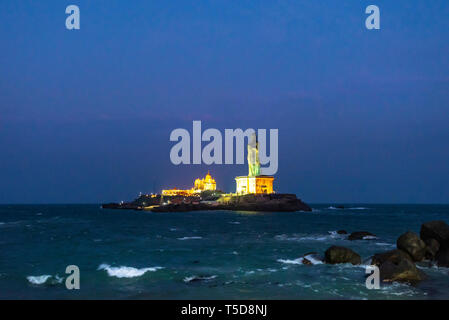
top-left (98, 264), bottom-right (163, 278)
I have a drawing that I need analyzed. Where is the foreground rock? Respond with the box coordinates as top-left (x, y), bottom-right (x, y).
top-left (436, 249), bottom-right (449, 267)
top-left (325, 246), bottom-right (361, 265)
top-left (424, 238), bottom-right (440, 260)
top-left (371, 249), bottom-right (425, 284)
top-left (396, 231), bottom-right (426, 262)
top-left (348, 231), bottom-right (377, 241)
top-left (420, 221), bottom-right (449, 250)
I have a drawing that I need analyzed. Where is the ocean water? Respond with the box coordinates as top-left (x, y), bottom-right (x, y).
top-left (0, 204), bottom-right (448, 300)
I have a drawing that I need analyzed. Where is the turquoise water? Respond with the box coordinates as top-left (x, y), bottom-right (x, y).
top-left (0, 204), bottom-right (448, 299)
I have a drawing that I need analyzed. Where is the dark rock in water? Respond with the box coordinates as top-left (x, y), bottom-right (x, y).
top-left (371, 249), bottom-right (413, 265)
top-left (337, 230), bottom-right (348, 235)
top-left (336, 205), bottom-right (345, 209)
top-left (424, 238), bottom-right (440, 260)
top-left (348, 231), bottom-right (377, 240)
top-left (371, 249), bottom-right (425, 284)
top-left (379, 259), bottom-right (425, 284)
top-left (420, 220), bottom-right (449, 250)
top-left (436, 249), bottom-right (449, 267)
top-left (396, 231), bottom-right (426, 262)
top-left (324, 246), bottom-right (361, 265)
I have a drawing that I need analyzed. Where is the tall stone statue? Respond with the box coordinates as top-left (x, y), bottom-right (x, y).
top-left (247, 133), bottom-right (260, 177)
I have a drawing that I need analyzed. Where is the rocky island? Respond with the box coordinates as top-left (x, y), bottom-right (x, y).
top-left (102, 192), bottom-right (311, 212)
top-left (102, 133), bottom-right (312, 213)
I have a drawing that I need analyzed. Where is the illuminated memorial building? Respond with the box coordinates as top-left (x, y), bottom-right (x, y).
top-left (161, 134), bottom-right (273, 197)
top-left (235, 134), bottom-right (274, 195)
top-left (162, 171), bottom-right (216, 196)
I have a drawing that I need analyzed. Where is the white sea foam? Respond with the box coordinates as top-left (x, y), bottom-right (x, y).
top-left (183, 275), bottom-right (217, 283)
top-left (275, 233), bottom-right (342, 242)
top-left (277, 258), bottom-right (303, 265)
top-left (27, 275), bottom-right (52, 284)
top-left (229, 221), bottom-right (241, 224)
top-left (328, 231), bottom-right (348, 238)
top-left (177, 236), bottom-right (203, 240)
top-left (327, 206), bottom-right (370, 210)
top-left (278, 253), bottom-right (323, 265)
top-left (98, 264), bottom-right (163, 278)
top-left (375, 242), bottom-right (394, 247)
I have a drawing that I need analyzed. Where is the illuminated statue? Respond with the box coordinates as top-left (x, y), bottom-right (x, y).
top-left (235, 133), bottom-right (274, 194)
top-left (247, 133), bottom-right (260, 177)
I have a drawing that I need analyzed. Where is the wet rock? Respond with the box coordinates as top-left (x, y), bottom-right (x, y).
top-left (371, 249), bottom-right (413, 265)
top-left (324, 246), bottom-right (361, 265)
top-left (371, 249), bottom-right (425, 284)
top-left (337, 230), bottom-right (348, 235)
top-left (436, 249), bottom-right (449, 267)
top-left (379, 259), bottom-right (425, 284)
top-left (424, 238), bottom-right (440, 260)
top-left (396, 231), bottom-right (426, 262)
top-left (420, 220), bottom-right (449, 250)
top-left (348, 231), bottom-right (377, 241)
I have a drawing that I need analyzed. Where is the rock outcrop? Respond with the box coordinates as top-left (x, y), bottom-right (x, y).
top-left (348, 231), bottom-right (377, 241)
top-left (436, 249), bottom-right (449, 267)
top-left (424, 238), bottom-right (440, 260)
top-left (396, 231), bottom-right (426, 262)
top-left (324, 246), bottom-right (361, 265)
top-left (371, 249), bottom-right (425, 284)
top-left (150, 194), bottom-right (312, 212)
top-left (420, 221), bottom-right (449, 250)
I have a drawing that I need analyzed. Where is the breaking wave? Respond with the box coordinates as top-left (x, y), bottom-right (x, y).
top-left (275, 231), bottom-right (346, 242)
top-left (177, 236), bottom-right (203, 240)
top-left (277, 253), bottom-right (323, 265)
top-left (26, 275), bottom-right (63, 285)
top-left (183, 275), bottom-right (217, 283)
top-left (98, 264), bottom-right (163, 278)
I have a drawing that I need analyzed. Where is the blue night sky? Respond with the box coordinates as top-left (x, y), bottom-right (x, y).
top-left (1, 1), bottom-right (448, 204)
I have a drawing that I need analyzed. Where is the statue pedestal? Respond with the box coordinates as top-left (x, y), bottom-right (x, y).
top-left (235, 175), bottom-right (274, 195)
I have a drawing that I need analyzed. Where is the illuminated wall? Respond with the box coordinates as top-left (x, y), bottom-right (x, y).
top-left (162, 172), bottom-right (216, 196)
top-left (161, 188), bottom-right (196, 196)
top-left (235, 176), bottom-right (274, 195)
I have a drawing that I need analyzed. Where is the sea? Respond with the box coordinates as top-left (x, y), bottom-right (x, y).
top-left (0, 204), bottom-right (448, 300)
